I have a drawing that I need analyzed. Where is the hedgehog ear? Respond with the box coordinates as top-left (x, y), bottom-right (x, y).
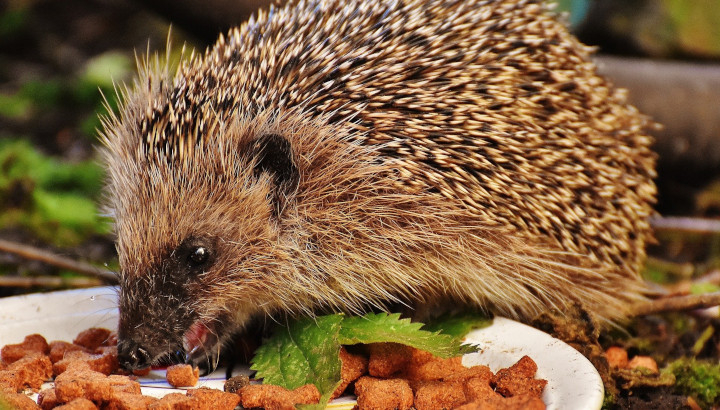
top-left (250, 133), bottom-right (300, 217)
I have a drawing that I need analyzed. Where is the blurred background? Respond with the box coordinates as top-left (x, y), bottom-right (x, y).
top-left (2, 0), bottom-right (720, 407)
top-left (4, 0), bottom-right (720, 295)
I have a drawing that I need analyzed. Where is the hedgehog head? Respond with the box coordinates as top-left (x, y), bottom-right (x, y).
top-left (100, 54), bottom-right (326, 368)
top-left (100, 50), bottom-right (398, 369)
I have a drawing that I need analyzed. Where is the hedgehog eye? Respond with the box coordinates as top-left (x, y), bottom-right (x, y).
top-left (188, 246), bottom-right (209, 266)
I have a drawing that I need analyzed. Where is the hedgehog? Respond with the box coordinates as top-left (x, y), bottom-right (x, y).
top-left (101, 0), bottom-right (656, 370)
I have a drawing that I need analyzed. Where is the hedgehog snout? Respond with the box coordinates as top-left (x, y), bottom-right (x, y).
top-left (118, 337), bottom-right (187, 371)
top-left (117, 338), bottom-right (153, 370)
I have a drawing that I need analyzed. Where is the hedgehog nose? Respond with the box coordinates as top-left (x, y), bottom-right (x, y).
top-left (118, 340), bottom-right (152, 370)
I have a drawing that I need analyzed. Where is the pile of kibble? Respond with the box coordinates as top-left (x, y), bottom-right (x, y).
top-left (0, 328), bottom-right (547, 409)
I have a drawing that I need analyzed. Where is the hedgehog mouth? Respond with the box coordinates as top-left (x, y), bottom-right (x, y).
top-left (182, 319), bottom-right (221, 369)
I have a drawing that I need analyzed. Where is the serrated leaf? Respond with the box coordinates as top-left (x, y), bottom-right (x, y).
top-left (338, 312), bottom-right (474, 358)
top-left (251, 311), bottom-right (487, 407)
top-left (422, 312), bottom-right (493, 339)
top-left (251, 314), bottom-right (344, 395)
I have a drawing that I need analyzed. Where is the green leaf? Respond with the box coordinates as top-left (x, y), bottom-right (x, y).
top-left (251, 314), bottom-right (344, 395)
top-left (338, 312), bottom-right (476, 358)
top-left (421, 312), bottom-right (493, 339)
top-left (0, 391), bottom-right (19, 410)
top-left (251, 311), bottom-right (486, 407)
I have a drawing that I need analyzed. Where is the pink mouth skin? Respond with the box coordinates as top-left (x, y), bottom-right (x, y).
top-left (182, 321), bottom-right (215, 360)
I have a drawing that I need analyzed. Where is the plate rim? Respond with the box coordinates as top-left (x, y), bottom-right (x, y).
top-left (0, 287), bottom-right (603, 409)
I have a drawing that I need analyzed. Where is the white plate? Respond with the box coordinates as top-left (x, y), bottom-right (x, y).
top-left (0, 287), bottom-right (603, 409)
top-left (463, 317), bottom-right (604, 410)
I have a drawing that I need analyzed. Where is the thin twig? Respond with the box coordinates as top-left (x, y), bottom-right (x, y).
top-left (0, 275), bottom-right (104, 289)
top-left (0, 239), bottom-right (117, 283)
top-left (633, 292), bottom-right (720, 316)
top-left (650, 216), bottom-right (720, 234)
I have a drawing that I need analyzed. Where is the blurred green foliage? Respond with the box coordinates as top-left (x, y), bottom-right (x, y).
top-left (77, 52), bottom-right (133, 137)
top-left (0, 50), bottom-right (132, 247)
top-left (0, 139), bottom-right (109, 245)
top-left (565, 0), bottom-right (720, 59)
top-left (0, 52), bottom-right (131, 139)
top-left (665, 358), bottom-right (720, 408)
top-left (642, 265), bottom-right (671, 285)
top-left (663, 0), bottom-right (720, 57)
top-left (0, 2), bottom-right (28, 39)
top-left (690, 282), bottom-right (720, 295)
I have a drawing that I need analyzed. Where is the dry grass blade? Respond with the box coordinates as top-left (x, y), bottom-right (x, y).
top-left (0, 239), bottom-right (117, 284)
top-left (0, 275), bottom-right (104, 289)
top-left (650, 216), bottom-right (720, 234)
